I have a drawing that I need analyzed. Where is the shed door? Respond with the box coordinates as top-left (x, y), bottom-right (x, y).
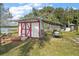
top-left (31, 22), bottom-right (39, 37)
top-left (25, 23), bottom-right (31, 37)
top-left (21, 23), bottom-right (31, 37)
top-left (21, 23), bottom-right (25, 37)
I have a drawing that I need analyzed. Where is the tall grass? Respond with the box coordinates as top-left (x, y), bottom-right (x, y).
top-left (1, 31), bottom-right (79, 56)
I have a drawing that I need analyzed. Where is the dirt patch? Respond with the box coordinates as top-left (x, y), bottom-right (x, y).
top-left (0, 33), bottom-right (21, 45)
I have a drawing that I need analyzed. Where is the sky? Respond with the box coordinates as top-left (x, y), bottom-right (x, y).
top-left (3, 3), bottom-right (79, 20)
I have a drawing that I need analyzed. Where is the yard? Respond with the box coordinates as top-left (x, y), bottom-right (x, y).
top-left (0, 31), bottom-right (79, 56)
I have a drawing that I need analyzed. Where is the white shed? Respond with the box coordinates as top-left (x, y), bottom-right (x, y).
top-left (18, 18), bottom-right (44, 38)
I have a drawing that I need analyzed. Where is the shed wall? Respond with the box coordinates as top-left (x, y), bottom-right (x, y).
top-left (18, 21), bottom-right (40, 38)
top-left (31, 22), bottom-right (39, 37)
top-left (18, 23), bottom-right (21, 36)
top-left (43, 23), bottom-right (61, 31)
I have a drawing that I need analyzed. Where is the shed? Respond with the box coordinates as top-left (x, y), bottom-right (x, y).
top-left (42, 20), bottom-right (63, 31)
top-left (18, 18), bottom-right (44, 38)
top-left (70, 23), bottom-right (75, 31)
top-left (63, 23), bottom-right (76, 32)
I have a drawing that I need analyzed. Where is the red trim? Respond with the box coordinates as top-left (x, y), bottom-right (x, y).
top-left (18, 23), bottom-right (19, 36)
top-left (26, 23), bottom-right (30, 37)
top-left (25, 23), bottom-right (27, 36)
top-left (39, 20), bottom-right (40, 37)
top-left (30, 23), bottom-right (31, 37)
top-left (25, 23), bottom-right (26, 36)
top-left (21, 23), bottom-right (22, 36)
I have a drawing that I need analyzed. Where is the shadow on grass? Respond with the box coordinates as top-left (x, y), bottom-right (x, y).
top-left (19, 39), bottom-right (35, 56)
top-left (0, 41), bottom-right (23, 55)
top-left (38, 32), bottom-right (51, 48)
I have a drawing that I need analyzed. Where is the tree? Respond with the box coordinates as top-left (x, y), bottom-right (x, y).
top-left (23, 6), bottom-right (79, 30)
top-left (72, 15), bottom-right (79, 32)
top-left (54, 7), bottom-right (64, 24)
top-left (1, 8), bottom-right (13, 26)
top-left (32, 8), bottom-right (38, 17)
top-left (0, 3), bottom-right (4, 34)
top-left (43, 6), bottom-right (54, 13)
top-left (0, 3), bottom-right (13, 34)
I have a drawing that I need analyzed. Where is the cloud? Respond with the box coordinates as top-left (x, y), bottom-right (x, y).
top-left (9, 3), bottom-right (42, 20)
top-left (9, 5), bottom-right (32, 15)
top-left (32, 3), bottom-right (42, 7)
top-left (37, 7), bottom-right (43, 10)
top-left (12, 15), bottom-right (23, 20)
top-left (25, 3), bottom-right (43, 9)
top-left (9, 3), bottom-right (53, 20)
top-left (27, 3), bottom-right (53, 10)
top-left (9, 4), bottom-right (32, 19)
top-left (72, 7), bottom-right (77, 10)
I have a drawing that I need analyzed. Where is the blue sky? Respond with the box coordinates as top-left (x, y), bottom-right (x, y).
top-left (4, 3), bottom-right (79, 9)
top-left (3, 3), bottom-right (79, 20)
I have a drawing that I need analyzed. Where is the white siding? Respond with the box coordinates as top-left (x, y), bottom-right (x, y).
top-left (19, 23), bottom-right (21, 36)
top-left (31, 22), bottom-right (39, 37)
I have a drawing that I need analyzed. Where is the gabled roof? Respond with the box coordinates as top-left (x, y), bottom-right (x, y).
top-left (18, 20), bottom-right (40, 23)
top-left (18, 17), bottom-right (41, 23)
top-left (17, 17), bottom-right (62, 26)
top-left (42, 20), bottom-right (63, 26)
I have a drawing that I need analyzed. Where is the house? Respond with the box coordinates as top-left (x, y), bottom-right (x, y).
top-left (18, 18), bottom-right (44, 39)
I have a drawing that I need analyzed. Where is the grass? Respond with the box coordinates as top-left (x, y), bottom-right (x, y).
top-left (28, 31), bottom-right (79, 56)
top-left (0, 31), bottom-right (79, 56)
top-left (0, 41), bottom-right (22, 55)
top-left (0, 38), bottom-right (36, 56)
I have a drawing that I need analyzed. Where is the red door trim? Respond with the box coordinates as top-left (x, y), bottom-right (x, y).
top-left (18, 23), bottom-right (19, 36)
top-left (24, 23), bottom-right (26, 36)
top-left (25, 23), bottom-right (26, 36)
top-left (21, 23), bottom-right (22, 36)
top-left (30, 22), bottom-right (31, 37)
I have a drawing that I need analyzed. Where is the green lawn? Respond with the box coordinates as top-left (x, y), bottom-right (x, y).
top-left (28, 32), bottom-right (79, 56)
top-left (0, 31), bottom-right (79, 56)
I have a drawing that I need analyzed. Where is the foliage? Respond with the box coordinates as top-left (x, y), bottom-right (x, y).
top-left (23, 6), bottom-right (79, 27)
top-left (0, 3), bottom-right (13, 34)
